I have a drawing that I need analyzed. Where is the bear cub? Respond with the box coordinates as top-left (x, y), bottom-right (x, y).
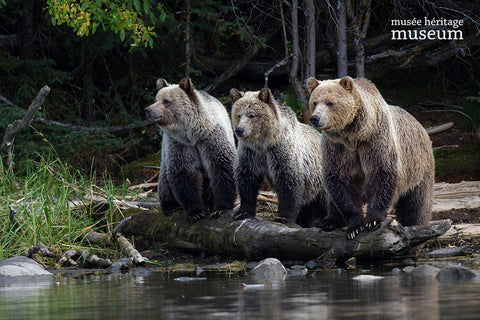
top-left (145, 77), bottom-right (236, 222)
top-left (230, 88), bottom-right (328, 227)
top-left (307, 76), bottom-right (434, 239)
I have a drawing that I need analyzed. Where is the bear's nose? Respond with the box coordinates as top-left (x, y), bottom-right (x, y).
top-left (235, 127), bottom-right (244, 137)
top-left (310, 115), bottom-right (320, 127)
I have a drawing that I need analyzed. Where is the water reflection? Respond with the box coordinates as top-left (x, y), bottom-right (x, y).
top-left (0, 269), bottom-right (479, 319)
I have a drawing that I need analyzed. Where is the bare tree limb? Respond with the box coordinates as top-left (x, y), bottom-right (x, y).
top-left (0, 91), bottom-right (153, 133)
top-left (24, 242), bottom-right (56, 259)
top-left (426, 122), bottom-right (454, 135)
top-left (1, 86), bottom-right (50, 167)
top-left (86, 230), bottom-right (145, 265)
top-left (204, 25), bottom-right (280, 93)
top-left (59, 249), bottom-right (112, 268)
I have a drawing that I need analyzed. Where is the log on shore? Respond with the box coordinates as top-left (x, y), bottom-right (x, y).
top-left (123, 210), bottom-right (451, 261)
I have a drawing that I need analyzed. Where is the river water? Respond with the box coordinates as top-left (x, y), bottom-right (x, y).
top-left (0, 268), bottom-right (480, 320)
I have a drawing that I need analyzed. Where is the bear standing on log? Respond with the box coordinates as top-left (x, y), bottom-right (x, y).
top-left (307, 76), bottom-right (434, 239)
top-left (145, 78), bottom-right (236, 222)
top-left (230, 88), bottom-right (328, 227)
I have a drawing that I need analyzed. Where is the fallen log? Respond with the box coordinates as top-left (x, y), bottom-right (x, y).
top-left (123, 210), bottom-right (451, 261)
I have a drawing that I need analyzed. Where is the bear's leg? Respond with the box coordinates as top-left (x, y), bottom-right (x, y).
top-left (324, 172), bottom-right (364, 237)
top-left (363, 166), bottom-right (398, 231)
top-left (158, 160), bottom-right (181, 216)
top-left (198, 137), bottom-right (236, 218)
top-left (297, 190), bottom-right (328, 228)
top-left (318, 201), bottom-right (347, 231)
top-left (395, 175), bottom-right (433, 227)
top-left (268, 147), bottom-right (303, 224)
top-left (166, 145), bottom-right (208, 223)
top-left (234, 146), bottom-right (265, 220)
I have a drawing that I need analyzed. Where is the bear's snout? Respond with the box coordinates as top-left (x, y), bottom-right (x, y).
top-left (145, 105), bottom-right (162, 122)
top-left (235, 127), bottom-right (244, 137)
top-left (145, 106), bottom-right (153, 119)
top-left (310, 115), bottom-right (320, 127)
top-left (310, 114), bottom-right (327, 128)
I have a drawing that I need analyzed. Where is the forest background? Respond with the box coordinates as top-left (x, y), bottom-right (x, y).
top-left (0, 0), bottom-right (479, 182)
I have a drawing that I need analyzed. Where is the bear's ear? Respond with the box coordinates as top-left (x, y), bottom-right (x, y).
top-left (230, 88), bottom-right (244, 102)
top-left (178, 77), bottom-right (195, 95)
top-left (307, 77), bottom-right (320, 93)
top-left (258, 88), bottom-right (273, 104)
top-left (156, 78), bottom-right (169, 90)
top-left (339, 76), bottom-right (354, 92)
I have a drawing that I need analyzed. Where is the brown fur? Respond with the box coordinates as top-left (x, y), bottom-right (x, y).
top-left (307, 76), bottom-right (434, 238)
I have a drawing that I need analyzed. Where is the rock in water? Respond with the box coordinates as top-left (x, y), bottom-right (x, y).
top-left (0, 256), bottom-right (52, 279)
top-left (437, 265), bottom-right (479, 282)
top-left (249, 258), bottom-right (287, 282)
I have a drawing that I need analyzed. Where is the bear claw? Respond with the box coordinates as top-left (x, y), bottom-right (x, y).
top-left (233, 211), bottom-right (253, 221)
top-left (189, 210), bottom-right (209, 223)
top-left (209, 210), bottom-right (224, 219)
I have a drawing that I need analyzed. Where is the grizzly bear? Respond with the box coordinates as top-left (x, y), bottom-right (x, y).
top-left (230, 88), bottom-right (328, 227)
top-left (145, 77), bottom-right (236, 222)
top-left (307, 76), bottom-right (434, 239)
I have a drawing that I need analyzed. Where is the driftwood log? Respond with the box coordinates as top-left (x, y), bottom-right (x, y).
top-left (123, 210), bottom-right (451, 261)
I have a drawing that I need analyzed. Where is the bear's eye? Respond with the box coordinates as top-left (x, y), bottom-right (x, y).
top-left (326, 102), bottom-right (334, 107)
top-left (312, 102), bottom-right (317, 107)
top-left (163, 99), bottom-right (171, 106)
top-left (248, 114), bottom-right (255, 119)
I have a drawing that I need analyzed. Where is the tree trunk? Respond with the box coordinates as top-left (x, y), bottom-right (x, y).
top-left (346, 0), bottom-right (371, 78)
top-left (288, 0), bottom-right (310, 122)
top-left (122, 210), bottom-right (451, 262)
top-left (336, 0), bottom-right (348, 77)
top-left (304, 0), bottom-right (316, 78)
top-left (185, 0), bottom-right (192, 77)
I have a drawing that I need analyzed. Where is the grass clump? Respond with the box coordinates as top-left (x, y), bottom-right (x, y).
top-left (0, 153), bottom-right (138, 263)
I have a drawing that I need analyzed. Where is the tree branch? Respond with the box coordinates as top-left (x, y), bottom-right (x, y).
top-left (1, 86), bottom-right (50, 167)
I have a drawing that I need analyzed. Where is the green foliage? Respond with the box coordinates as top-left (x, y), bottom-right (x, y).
top-left (46, 0), bottom-right (167, 48)
top-left (0, 153), bottom-right (139, 260)
top-left (464, 93), bottom-right (480, 129)
top-left (280, 89), bottom-right (304, 120)
top-left (0, 48), bottom-right (71, 108)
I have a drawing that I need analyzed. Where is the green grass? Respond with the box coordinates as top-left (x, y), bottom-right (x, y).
top-left (0, 154), bottom-right (140, 264)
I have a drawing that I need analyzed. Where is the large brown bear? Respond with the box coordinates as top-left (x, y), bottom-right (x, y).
top-left (230, 88), bottom-right (328, 227)
top-left (145, 78), bottom-right (236, 222)
top-left (307, 76), bottom-right (434, 239)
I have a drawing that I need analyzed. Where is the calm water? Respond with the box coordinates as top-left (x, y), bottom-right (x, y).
top-left (1, 268), bottom-right (480, 320)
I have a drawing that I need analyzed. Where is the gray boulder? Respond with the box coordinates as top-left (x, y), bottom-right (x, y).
top-left (410, 265), bottom-right (441, 277)
top-left (249, 258), bottom-right (287, 282)
top-left (437, 265), bottom-right (479, 282)
top-left (0, 256), bottom-right (52, 280)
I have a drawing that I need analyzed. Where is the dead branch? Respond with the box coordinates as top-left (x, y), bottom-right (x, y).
top-left (0, 91), bottom-right (153, 133)
top-left (433, 145), bottom-right (460, 151)
top-left (24, 242), bottom-right (56, 258)
top-left (204, 25), bottom-right (281, 93)
top-left (1, 85), bottom-right (50, 167)
top-left (426, 122), bottom-right (454, 135)
top-left (86, 230), bottom-right (145, 265)
top-left (8, 205), bottom-right (18, 229)
top-left (59, 249), bottom-right (112, 268)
